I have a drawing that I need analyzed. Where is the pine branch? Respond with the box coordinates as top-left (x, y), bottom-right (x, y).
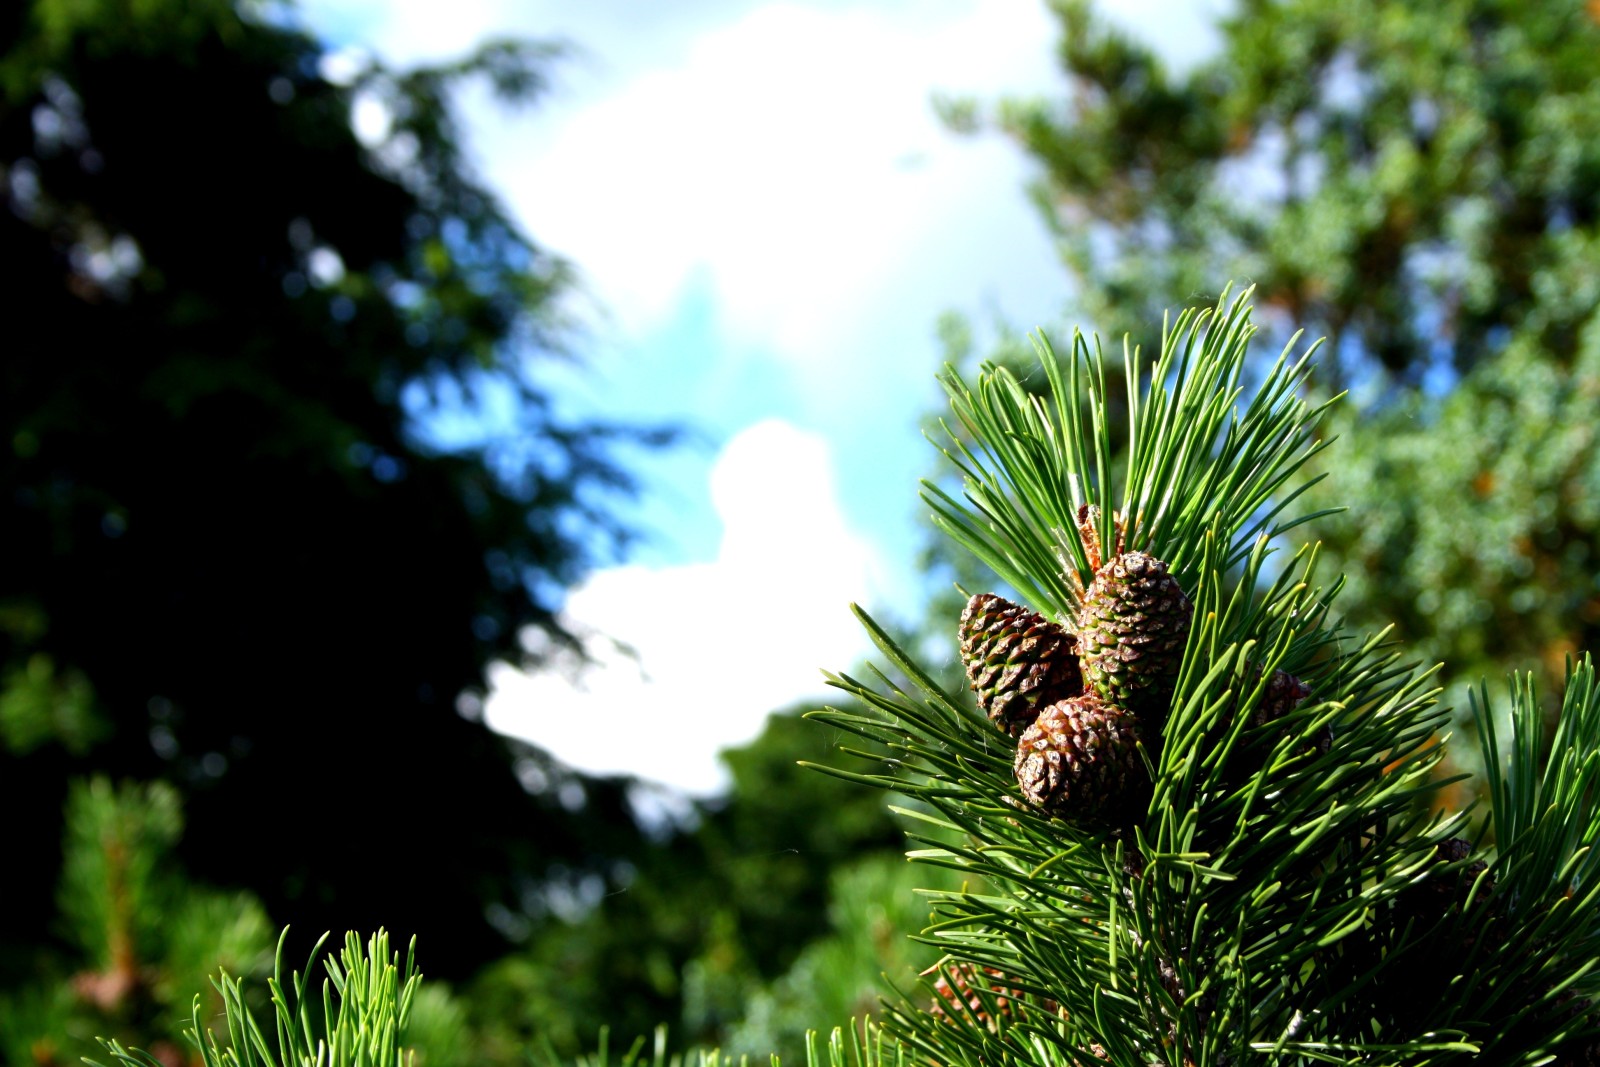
top-left (809, 291), bottom-right (1600, 1064)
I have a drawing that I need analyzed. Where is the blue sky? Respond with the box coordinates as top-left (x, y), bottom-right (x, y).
top-left (295, 0), bottom-right (1224, 794)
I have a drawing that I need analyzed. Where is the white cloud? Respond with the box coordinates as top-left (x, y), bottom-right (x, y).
top-left (295, 2), bottom-right (1227, 384)
top-left (475, 1), bottom-right (1062, 371)
top-left (294, 0), bottom-right (1227, 422)
top-left (484, 420), bottom-right (880, 795)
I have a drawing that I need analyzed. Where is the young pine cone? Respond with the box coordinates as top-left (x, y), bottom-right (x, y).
top-left (1077, 552), bottom-right (1192, 716)
top-left (1244, 668), bottom-right (1330, 756)
top-left (1075, 503), bottom-right (1126, 572)
top-left (927, 962), bottom-right (1025, 1029)
top-left (1014, 694), bottom-right (1146, 822)
top-left (960, 593), bottom-right (1082, 736)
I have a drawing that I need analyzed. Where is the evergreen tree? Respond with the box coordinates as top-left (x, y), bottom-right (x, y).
top-left (0, 777), bottom-right (275, 1066)
top-left (0, 0), bottom-right (669, 984)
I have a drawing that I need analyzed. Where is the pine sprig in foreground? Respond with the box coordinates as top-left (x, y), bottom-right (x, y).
top-left (87, 930), bottom-right (422, 1067)
top-left (811, 291), bottom-right (1600, 1065)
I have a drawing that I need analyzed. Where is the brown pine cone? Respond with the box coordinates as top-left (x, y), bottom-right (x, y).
top-left (1077, 552), bottom-right (1192, 715)
top-left (1014, 694), bottom-right (1147, 822)
top-left (960, 592), bottom-right (1083, 735)
top-left (927, 962), bottom-right (1024, 1029)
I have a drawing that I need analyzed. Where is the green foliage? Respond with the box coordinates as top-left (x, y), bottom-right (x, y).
top-left (946, 0), bottom-right (1600, 742)
top-left (813, 292), bottom-right (1600, 1062)
top-left (87, 929), bottom-right (423, 1067)
top-left (1455, 658), bottom-right (1600, 1060)
top-left (527, 1027), bottom-right (716, 1067)
top-left (915, 316), bottom-right (1094, 668)
top-left (462, 706), bottom-right (905, 1059)
top-left (1, 0), bottom-right (675, 986)
top-left (58, 778), bottom-right (183, 972)
top-left (510, 997), bottom-right (921, 1067)
top-left (0, 777), bottom-right (274, 1066)
top-left (0, 652), bottom-right (103, 755)
top-left (80, 924), bottom-right (917, 1067)
top-left (969, 0), bottom-right (1600, 379)
top-left (159, 890), bottom-right (278, 1034)
top-left (1309, 327), bottom-right (1600, 720)
top-left (924, 290), bottom-right (1332, 621)
top-left (724, 855), bottom-right (964, 1064)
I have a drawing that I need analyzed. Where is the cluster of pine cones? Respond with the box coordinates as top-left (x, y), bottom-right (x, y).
top-left (958, 507), bottom-right (1312, 824)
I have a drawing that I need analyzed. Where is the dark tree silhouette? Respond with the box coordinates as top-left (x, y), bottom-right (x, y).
top-left (0, 0), bottom-right (668, 982)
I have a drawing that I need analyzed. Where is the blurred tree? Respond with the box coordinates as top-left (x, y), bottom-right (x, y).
top-left (721, 854), bottom-right (963, 1064)
top-left (463, 704), bottom-right (906, 1057)
top-left (0, 0), bottom-right (671, 985)
top-left (0, 777), bottom-right (277, 1067)
top-left (2, 777), bottom-right (479, 1067)
top-left (939, 0), bottom-right (1600, 718)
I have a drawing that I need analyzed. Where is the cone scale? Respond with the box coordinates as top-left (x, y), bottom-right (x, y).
top-left (1076, 551), bottom-right (1193, 716)
top-left (959, 593), bottom-right (1083, 736)
top-left (1013, 694), bottom-right (1145, 821)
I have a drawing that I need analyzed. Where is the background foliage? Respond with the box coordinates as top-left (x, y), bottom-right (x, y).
top-left (0, 0), bottom-right (685, 1058)
top-left (0, 0), bottom-right (683, 991)
top-left (939, 0), bottom-right (1600, 727)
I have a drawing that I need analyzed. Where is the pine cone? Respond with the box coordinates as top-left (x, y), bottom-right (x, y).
top-left (1077, 552), bottom-right (1192, 714)
top-left (1245, 668), bottom-right (1329, 755)
top-left (927, 962), bottom-right (1025, 1029)
top-left (1511, 970), bottom-right (1594, 1065)
top-left (1552, 987), bottom-right (1594, 1027)
top-left (1376, 837), bottom-right (1504, 1038)
top-left (1249, 669), bottom-right (1311, 728)
top-left (1388, 838), bottom-right (1497, 961)
top-left (1428, 837), bottom-right (1494, 913)
top-left (960, 593), bottom-right (1082, 736)
top-left (1014, 694), bottom-right (1146, 821)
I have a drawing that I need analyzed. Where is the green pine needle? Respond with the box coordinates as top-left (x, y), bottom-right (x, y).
top-left (923, 286), bottom-right (1335, 623)
top-left (87, 929), bottom-right (422, 1067)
